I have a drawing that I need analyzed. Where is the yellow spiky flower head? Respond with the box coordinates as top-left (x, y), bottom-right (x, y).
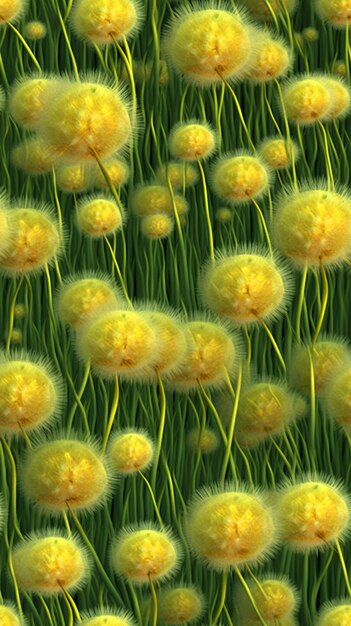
top-left (314, 0), bottom-right (351, 28)
top-left (211, 152), bottom-right (272, 204)
top-left (235, 574), bottom-right (298, 622)
top-left (76, 194), bottom-right (125, 238)
top-left (108, 429), bottom-right (154, 475)
top-left (80, 608), bottom-right (136, 626)
top-left (325, 363), bottom-right (351, 435)
top-left (258, 136), bottom-right (299, 170)
top-left (140, 214), bottom-right (174, 240)
top-left (0, 0), bottom-right (28, 25)
top-left (11, 138), bottom-right (57, 176)
top-left (281, 74), bottom-right (333, 125)
top-left (156, 162), bottom-right (198, 190)
top-left (169, 121), bottom-right (217, 161)
top-left (8, 74), bottom-right (58, 129)
top-left (164, 4), bottom-right (254, 85)
top-left (0, 603), bottom-right (25, 626)
top-left (156, 585), bottom-right (205, 624)
top-left (23, 20), bottom-right (47, 39)
top-left (71, 0), bottom-right (142, 46)
top-left (246, 33), bottom-right (292, 83)
top-left (316, 601), bottom-right (351, 625)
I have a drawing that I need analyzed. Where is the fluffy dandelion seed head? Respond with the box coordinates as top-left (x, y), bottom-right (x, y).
top-left (80, 610), bottom-right (135, 626)
top-left (289, 338), bottom-right (351, 395)
top-left (71, 0), bottom-right (142, 45)
top-left (0, 604), bottom-right (23, 626)
top-left (187, 427), bottom-right (219, 454)
top-left (321, 76), bottom-right (351, 119)
top-left (314, 0), bottom-right (351, 28)
top-left (186, 487), bottom-right (277, 570)
top-left (303, 26), bottom-right (319, 41)
top-left (169, 121), bottom-right (216, 161)
top-left (8, 77), bottom-right (55, 129)
top-left (0, 354), bottom-right (61, 435)
top-left (216, 207), bottom-right (232, 223)
top-left (236, 575), bottom-right (298, 621)
top-left (281, 75), bottom-right (332, 125)
top-left (38, 78), bottom-right (132, 162)
top-left (156, 162), bottom-right (198, 190)
top-left (23, 20), bottom-right (47, 39)
top-left (22, 438), bottom-right (110, 513)
top-left (91, 157), bottom-right (129, 189)
top-left (325, 365), bottom-right (351, 434)
top-left (0, 0), bottom-right (28, 25)
top-left (12, 532), bottom-right (90, 594)
top-left (76, 195), bottom-right (125, 238)
top-left (0, 206), bottom-right (60, 275)
top-left (242, 0), bottom-right (297, 21)
top-left (168, 319), bottom-right (240, 391)
top-left (56, 275), bottom-right (122, 328)
top-left (211, 153), bottom-right (271, 204)
top-left (236, 381), bottom-right (303, 448)
top-left (140, 309), bottom-right (188, 378)
top-left (273, 187), bottom-right (351, 268)
top-left (275, 478), bottom-right (351, 551)
top-left (11, 138), bottom-right (57, 176)
top-left (111, 526), bottom-right (181, 584)
top-left (140, 214), bottom-right (174, 240)
top-left (56, 163), bottom-right (89, 193)
top-left (77, 309), bottom-right (159, 379)
top-left (108, 430), bottom-right (154, 475)
top-left (164, 5), bottom-right (254, 85)
top-left (258, 137), bottom-right (299, 170)
top-left (246, 34), bottom-right (292, 83)
top-left (200, 250), bottom-right (291, 326)
top-left (317, 602), bottom-right (351, 626)
top-left (131, 184), bottom-right (187, 217)
top-left (157, 585), bottom-right (205, 624)
top-left (0, 201), bottom-right (11, 260)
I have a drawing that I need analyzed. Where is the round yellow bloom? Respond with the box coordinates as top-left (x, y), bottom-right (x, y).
top-left (22, 439), bottom-right (110, 512)
top-left (157, 586), bottom-right (205, 624)
top-left (0, 206), bottom-right (60, 275)
top-left (0, 356), bottom-right (61, 435)
top-left (23, 20), bottom-right (47, 39)
top-left (56, 163), bottom-right (89, 193)
top-left (169, 122), bottom-right (216, 161)
top-left (0, 202), bottom-right (11, 259)
top-left (325, 364), bottom-right (351, 434)
top-left (237, 576), bottom-right (297, 622)
top-left (80, 610), bottom-right (135, 626)
top-left (333, 60), bottom-right (347, 76)
top-left (76, 309), bottom-right (159, 379)
top-left (56, 275), bottom-right (122, 328)
top-left (317, 603), bottom-right (351, 625)
top-left (212, 154), bottom-right (271, 203)
top-left (258, 137), bottom-right (299, 170)
top-left (303, 26), bottom-right (319, 41)
top-left (8, 77), bottom-right (55, 129)
top-left (108, 430), bottom-right (154, 474)
top-left (76, 196), bottom-right (124, 237)
top-left (168, 320), bottom-right (239, 391)
top-left (0, 604), bottom-right (22, 626)
top-left (91, 157), bottom-right (129, 189)
top-left (273, 188), bottom-right (351, 267)
top-left (156, 162), bottom-right (198, 190)
top-left (140, 214), bottom-right (174, 239)
top-left (314, 0), bottom-right (351, 28)
top-left (141, 309), bottom-right (188, 378)
top-left (12, 533), bottom-right (89, 594)
top-left (164, 7), bottom-right (253, 85)
top-left (11, 138), bottom-right (56, 175)
top-left (289, 338), bottom-right (351, 395)
top-left (131, 185), bottom-right (187, 217)
top-left (242, 0), bottom-right (297, 21)
top-left (281, 75), bottom-right (332, 125)
top-left (187, 427), bottom-right (219, 454)
top-left (322, 76), bottom-right (351, 119)
top-left (0, 0), bottom-right (28, 25)
top-left (276, 479), bottom-right (351, 550)
top-left (235, 381), bottom-right (304, 447)
top-left (186, 488), bottom-right (276, 570)
top-left (246, 34), bottom-right (292, 83)
top-left (215, 207), bottom-right (232, 223)
top-left (200, 252), bottom-right (291, 325)
top-left (71, 0), bottom-right (141, 45)
top-left (38, 78), bottom-right (131, 161)
top-left (111, 526), bottom-right (181, 584)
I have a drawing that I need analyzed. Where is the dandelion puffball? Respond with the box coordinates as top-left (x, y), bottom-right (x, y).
top-left (246, 34), bottom-right (292, 83)
top-left (0, 206), bottom-right (61, 275)
top-left (80, 609), bottom-right (136, 626)
top-left (22, 438), bottom-right (110, 513)
top-left (0, 354), bottom-right (61, 435)
top-left (38, 78), bottom-right (132, 161)
top-left (71, 0), bottom-right (141, 45)
top-left (76, 309), bottom-right (159, 379)
top-left (111, 526), bottom-right (181, 584)
top-left (8, 76), bottom-right (56, 129)
top-left (199, 251), bottom-right (292, 326)
top-left (169, 122), bottom-right (216, 161)
top-left (157, 586), bottom-right (205, 625)
top-left (275, 479), bottom-right (351, 551)
top-left (56, 275), bottom-right (123, 328)
top-left (140, 214), bottom-right (174, 240)
top-left (0, 604), bottom-right (23, 626)
top-left (236, 575), bottom-right (298, 622)
top-left (281, 75), bottom-right (332, 125)
top-left (185, 487), bottom-right (277, 570)
top-left (316, 602), bottom-right (351, 626)
top-left (141, 309), bottom-right (188, 378)
top-left (164, 6), bottom-right (253, 85)
top-left (273, 187), bottom-right (351, 268)
top-left (258, 137), bottom-right (299, 170)
top-left (108, 430), bottom-right (154, 474)
top-left (211, 154), bottom-right (271, 204)
top-left (76, 195), bottom-right (125, 238)
top-left (12, 533), bottom-right (90, 594)
top-left (325, 364), bottom-right (351, 434)
top-left (314, 0), bottom-right (351, 28)
top-left (0, 0), bottom-right (28, 25)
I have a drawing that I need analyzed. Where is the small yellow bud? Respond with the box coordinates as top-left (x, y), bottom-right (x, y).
top-left (23, 20), bottom-right (47, 39)
top-left (108, 430), bottom-right (154, 474)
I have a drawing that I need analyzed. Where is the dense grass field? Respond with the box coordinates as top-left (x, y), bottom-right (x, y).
top-left (1, 0), bottom-right (351, 625)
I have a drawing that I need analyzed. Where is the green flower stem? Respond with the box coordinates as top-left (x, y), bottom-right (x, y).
top-left (101, 375), bottom-right (119, 454)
